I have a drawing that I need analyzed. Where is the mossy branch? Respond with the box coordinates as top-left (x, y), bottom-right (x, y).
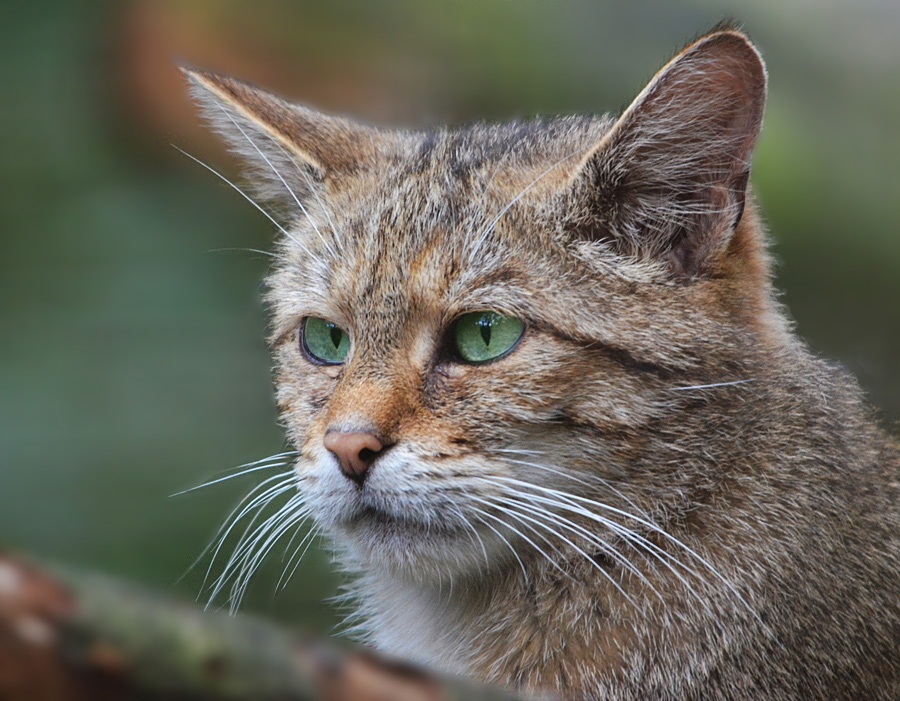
top-left (0, 553), bottom-right (525, 701)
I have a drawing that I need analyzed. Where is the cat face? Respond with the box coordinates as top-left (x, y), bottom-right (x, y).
top-left (266, 129), bottom-right (649, 580)
top-left (186, 29), bottom-right (774, 585)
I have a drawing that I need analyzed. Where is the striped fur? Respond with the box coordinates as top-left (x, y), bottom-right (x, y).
top-left (184, 26), bottom-right (899, 700)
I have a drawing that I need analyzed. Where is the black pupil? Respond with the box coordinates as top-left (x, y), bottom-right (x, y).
top-left (478, 315), bottom-right (493, 346)
top-left (329, 324), bottom-right (342, 349)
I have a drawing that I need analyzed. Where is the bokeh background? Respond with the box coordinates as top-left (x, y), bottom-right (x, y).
top-left (2, 0), bottom-right (898, 635)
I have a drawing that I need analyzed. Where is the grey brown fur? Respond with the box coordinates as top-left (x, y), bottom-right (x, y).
top-left (183, 25), bottom-right (899, 700)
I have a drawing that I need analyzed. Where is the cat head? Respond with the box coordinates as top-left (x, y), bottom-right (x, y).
top-left (186, 27), bottom-right (779, 584)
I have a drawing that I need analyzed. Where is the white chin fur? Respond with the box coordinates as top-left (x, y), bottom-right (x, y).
top-left (299, 447), bottom-right (514, 583)
top-left (335, 518), bottom-right (502, 584)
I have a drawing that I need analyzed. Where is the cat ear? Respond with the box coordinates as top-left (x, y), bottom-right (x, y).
top-left (182, 68), bottom-right (388, 208)
top-left (569, 28), bottom-right (766, 278)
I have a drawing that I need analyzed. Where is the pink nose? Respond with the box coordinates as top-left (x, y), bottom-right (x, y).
top-left (323, 432), bottom-right (385, 484)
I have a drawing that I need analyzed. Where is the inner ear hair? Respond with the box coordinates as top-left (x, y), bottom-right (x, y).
top-left (181, 67), bottom-right (399, 216)
top-left (570, 28), bottom-right (767, 280)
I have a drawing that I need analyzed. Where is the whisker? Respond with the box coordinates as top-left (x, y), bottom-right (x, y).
top-left (494, 477), bottom-right (754, 615)
top-left (498, 454), bottom-right (653, 521)
top-left (482, 480), bottom-right (716, 615)
top-left (213, 494), bottom-right (309, 610)
top-left (469, 149), bottom-right (512, 237)
top-left (671, 379), bottom-right (755, 391)
top-left (468, 508), bottom-right (530, 585)
top-left (470, 150), bottom-right (581, 259)
top-left (513, 488), bottom-right (709, 603)
top-left (234, 503), bottom-right (311, 606)
top-left (277, 524), bottom-right (321, 593)
top-left (172, 145), bottom-right (315, 258)
top-left (177, 471), bottom-right (294, 587)
top-left (266, 135), bottom-right (344, 252)
top-left (170, 460), bottom-right (288, 497)
top-left (532, 491), bottom-right (718, 615)
top-left (480, 494), bottom-right (636, 604)
top-left (213, 103), bottom-right (340, 260)
top-left (493, 492), bottom-right (658, 597)
top-left (207, 246), bottom-right (278, 258)
top-left (449, 503), bottom-right (490, 573)
top-left (467, 495), bottom-right (574, 583)
top-left (219, 493), bottom-right (305, 587)
top-left (202, 475), bottom-right (297, 598)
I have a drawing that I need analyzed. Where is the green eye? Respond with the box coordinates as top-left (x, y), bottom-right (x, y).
top-left (302, 317), bottom-right (350, 364)
top-left (454, 312), bottom-right (524, 364)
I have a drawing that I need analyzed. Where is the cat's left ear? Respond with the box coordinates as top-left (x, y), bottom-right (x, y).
top-left (568, 28), bottom-right (766, 279)
top-left (182, 68), bottom-right (392, 209)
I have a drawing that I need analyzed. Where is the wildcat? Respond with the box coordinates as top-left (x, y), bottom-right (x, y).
top-left (183, 25), bottom-right (899, 700)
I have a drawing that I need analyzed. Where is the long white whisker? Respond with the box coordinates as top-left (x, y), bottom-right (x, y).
top-left (215, 494), bottom-right (308, 610)
top-left (214, 103), bottom-right (339, 260)
top-left (483, 480), bottom-right (715, 614)
top-left (222, 493), bottom-right (306, 588)
top-left (234, 502), bottom-right (310, 607)
top-left (202, 476), bottom-right (297, 598)
top-left (671, 379), bottom-right (755, 391)
top-left (499, 455), bottom-right (653, 521)
top-left (277, 524), bottom-right (320, 593)
top-left (267, 135), bottom-right (343, 252)
top-left (468, 149), bottom-right (512, 239)
top-left (179, 471), bottom-right (294, 588)
top-left (521, 489), bottom-right (703, 583)
top-left (172, 145), bottom-right (314, 258)
top-left (449, 503), bottom-right (490, 572)
top-left (492, 492), bottom-right (658, 597)
top-left (170, 461), bottom-right (288, 497)
top-left (468, 508), bottom-right (530, 585)
top-left (494, 477), bottom-right (755, 616)
top-left (467, 496), bottom-right (575, 583)
top-left (479, 495), bottom-right (636, 604)
top-left (470, 150), bottom-right (580, 258)
top-left (208, 246), bottom-right (278, 258)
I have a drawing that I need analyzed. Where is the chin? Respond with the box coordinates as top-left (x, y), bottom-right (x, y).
top-left (331, 506), bottom-right (503, 584)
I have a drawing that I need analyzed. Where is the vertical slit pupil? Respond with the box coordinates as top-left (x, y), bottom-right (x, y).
top-left (329, 325), bottom-right (342, 349)
top-left (479, 315), bottom-right (492, 346)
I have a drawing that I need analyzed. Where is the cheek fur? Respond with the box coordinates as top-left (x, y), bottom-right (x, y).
top-left (432, 332), bottom-right (666, 439)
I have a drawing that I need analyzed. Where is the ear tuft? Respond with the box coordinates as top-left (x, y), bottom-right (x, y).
top-left (182, 67), bottom-right (392, 212)
top-left (569, 28), bottom-right (767, 279)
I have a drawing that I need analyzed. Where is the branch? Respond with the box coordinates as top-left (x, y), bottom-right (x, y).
top-left (0, 553), bottom-right (525, 701)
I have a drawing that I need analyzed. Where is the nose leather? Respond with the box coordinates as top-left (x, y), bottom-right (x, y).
top-left (323, 431), bottom-right (385, 484)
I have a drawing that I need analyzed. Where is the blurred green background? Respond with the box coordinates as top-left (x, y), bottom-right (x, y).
top-left (1, 0), bottom-right (898, 635)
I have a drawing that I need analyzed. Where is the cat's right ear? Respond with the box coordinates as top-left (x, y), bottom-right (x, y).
top-left (564, 28), bottom-right (767, 280)
top-left (182, 68), bottom-right (389, 209)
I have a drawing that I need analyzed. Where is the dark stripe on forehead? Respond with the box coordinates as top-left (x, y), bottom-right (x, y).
top-left (414, 130), bottom-right (439, 170)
